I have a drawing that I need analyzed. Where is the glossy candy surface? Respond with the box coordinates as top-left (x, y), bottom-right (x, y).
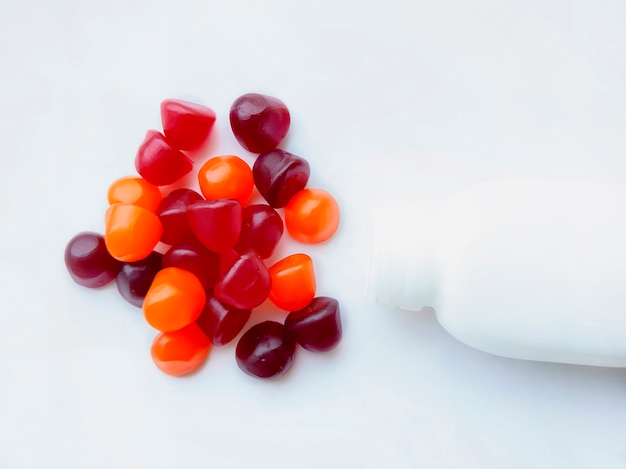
top-left (285, 188), bottom-right (340, 244)
top-left (65, 232), bottom-right (121, 288)
top-left (143, 267), bottom-right (206, 331)
top-left (269, 253), bottom-right (316, 311)
top-left (162, 236), bottom-right (220, 290)
top-left (107, 176), bottom-right (162, 213)
top-left (285, 297), bottom-right (342, 352)
top-left (116, 251), bottom-right (163, 307)
top-left (161, 99), bottom-right (216, 151)
top-left (135, 130), bottom-right (193, 186)
top-left (188, 199), bottom-right (242, 253)
top-left (253, 149), bottom-right (310, 208)
top-left (156, 188), bottom-right (204, 245)
top-left (229, 93), bottom-right (290, 153)
top-left (105, 204), bottom-right (163, 262)
top-left (215, 251), bottom-right (271, 309)
top-left (219, 248), bottom-right (240, 276)
top-left (66, 94), bottom-right (343, 380)
top-left (196, 296), bottom-right (252, 346)
top-left (235, 204), bottom-right (283, 259)
top-left (151, 323), bottom-right (211, 376)
top-left (236, 321), bottom-right (296, 379)
top-left (198, 155), bottom-right (254, 205)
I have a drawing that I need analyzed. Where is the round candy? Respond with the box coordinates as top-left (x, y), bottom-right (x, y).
top-left (284, 188), bottom-right (340, 244)
top-left (65, 232), bottom-right (121, 288)
top-left (143, 267), bottom-right (206, 332)
top-left (161, 98), bottom-right (216, 151)
top-left (268, 253), bottom-right (316, 311)
top-left (198, 155), bottom-right (254, 205)
top-left (236, 321), bottom-right (296, 379)
top-left (116, 251), bottom-right (163, 307)
top-left (235, 204), bottom-right (283, 259)
top-left (156, 188), bottom-right (204, 246)
top-left (107, 176), bottom-right (162, 213)
top-left (135, 130), bottom-right (193, 186)
top-left (229, 93), bottom-right (290, 153)
top-left (219, 248), bottom-right (241, 276)
top-left (104, 204), bottom-right (163, 262)
top-left (65, 94), bottom-right (345, 381)
top-left (214, 251), bottom-right (271, 310)
top-left (285, 297), bottom-right (342, 352)
top-left (151, 323), bottom-right (212, 376)
top-left (253, 149), bottom-right (310, 208)
top-left (196, 296), bottom-right (252, 346)
top-left (162, 236), bottom-right (220, 290)
top-left (188, 199), bottom-right (243, 253)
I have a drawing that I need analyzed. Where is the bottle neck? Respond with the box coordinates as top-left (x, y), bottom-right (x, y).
top-left (366, 206), bottom-right (437, 311)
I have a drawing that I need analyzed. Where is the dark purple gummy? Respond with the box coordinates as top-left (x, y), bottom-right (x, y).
top-left (253, 149), bottom-right (310, 208)
top-left (235, 204), bottom-right (283, 259)
top-left (285, 297), bottom-right (342, 352)
top-left (236, 321), bottom-right (296, 378)
top-left (116, 251), bottom-right (163, 307)
top-left (229, 93), bottom-right (290, 153)
top-left (196, 296), bottom-right (251, 346)
top-left (156, 188), bottom-right (204, 245)
top-left (162, 236), bottom-right (220, 290)
top-left (65, 232), bottom-right (121, 288)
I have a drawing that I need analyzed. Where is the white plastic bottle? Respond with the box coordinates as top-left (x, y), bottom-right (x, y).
top-left (368, 179), bottom-right (626, 367)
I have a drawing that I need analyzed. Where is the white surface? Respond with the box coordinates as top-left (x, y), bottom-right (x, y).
top-left (1, 1), bottom-right (626, 468)
top-left (370, 180), bottom-right (626, 367)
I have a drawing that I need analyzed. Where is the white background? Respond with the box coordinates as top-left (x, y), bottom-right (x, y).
top-left (1, 0), bottom-right (626, 468)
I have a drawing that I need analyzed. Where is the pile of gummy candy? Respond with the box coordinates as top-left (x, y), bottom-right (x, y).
top-left (64, 93), bottom-right (342, 379)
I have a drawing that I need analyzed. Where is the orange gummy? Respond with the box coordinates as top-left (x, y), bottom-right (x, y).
top-left (150, 323), bottom-right (211, 376)
top-left (143, 267), bottom-right (206, 332)
top-left (198, 155), bottom-right (254, 205)
top-left (269, 253), bottom-right (316, 311)
top-left (107, 176), bottom-right (162, 213)
top-left (104, 203), bottom-right (163, 262)
top-left (284, 188), bottom-right (340, 244)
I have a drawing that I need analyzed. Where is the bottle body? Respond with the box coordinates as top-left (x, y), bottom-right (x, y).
top-left (369, 179), bottom-right (626, 367)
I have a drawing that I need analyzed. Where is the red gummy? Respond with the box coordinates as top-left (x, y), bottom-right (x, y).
top-left (219, 248), bottom-right (240, 276)
top-left (161, 99), bottom-right (216, 151)
top-left (188, 199), bottom-right (242, 253)
top-left (135, 130), bottom-right (193, 186)
top-left (229, 93), bottom-right (290, 153)
top-left (156, 188), bottom-right (204, 245)
top-left (196, 296), bottom-right (252, 346)
top-left (253, 149), bottom-right (310, 208)
top-left (162, 236), bottom-right (221, 291)
top-left (235, 204), bottom-right (284, 259)
top-left (65, 232), bottom-right (121, 288)
top-left (214, 251), bottom-right (271, 309)
top-left (236, 321), bottom-right (296, 379)
top-left (285, 297), bottom-right (342, 352)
